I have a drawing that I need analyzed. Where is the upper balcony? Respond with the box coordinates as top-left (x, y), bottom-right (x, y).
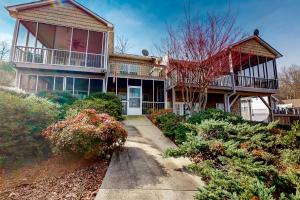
top-left (12, 20), bottom-right (108, 73)
top-left (167, 53), bottom-right (279, 93)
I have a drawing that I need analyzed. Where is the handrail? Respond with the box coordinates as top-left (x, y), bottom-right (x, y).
top-left (13, 45), bottom-right (106, 69)
top-left (15, 46), bottom-right (105, 57)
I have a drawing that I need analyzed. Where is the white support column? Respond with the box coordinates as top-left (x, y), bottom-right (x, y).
top-left (115, 77), bottom-right (118, 95)
top-left (68, 28), bottom-right (73, 66)
top-left (88, 79), bottom-right (90, 96)
top-left (35, 75), bottom-right (39, 93)
top-left (10, 19), bottom-right (19, 62)
top-left (164, 81), bottom-right (168, 109)
top-left (85, 30), bottom-right (89, 67)
top-left (53, 76), bottom-right (56, 91)
top-left (172, 87), bottom-right (176, 113)
top-left (103, 77), bottom-right (107, 92)
top-left (104, 32), bottom-right (109, 70)
top-left (224, 93), bottom-right (230, 112)
top-left (152, 80), bottom-right (155, 109)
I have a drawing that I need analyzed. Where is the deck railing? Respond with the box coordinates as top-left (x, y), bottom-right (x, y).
top-left (13, 46), bottom-right (106, 69)
top-left (167, 74), bottom-right (278, 90)
top-left (142, 101), bottom-right (165, 114)
top-left (233, 75), bottom-right (278, 89)
top-left (109, 62), bottom-right (165, 79)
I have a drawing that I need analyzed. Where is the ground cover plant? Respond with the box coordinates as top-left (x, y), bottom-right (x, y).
top-left (163, 114), bottom-right (300, 199)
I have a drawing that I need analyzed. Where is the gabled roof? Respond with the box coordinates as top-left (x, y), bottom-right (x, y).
top-left (6, 0), bottom-right (113, 28)
top-left (230, 35), bottom-right (282, 58)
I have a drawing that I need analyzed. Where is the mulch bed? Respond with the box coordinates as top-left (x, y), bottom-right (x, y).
top-left (0, 156), bottom-right (109, 200)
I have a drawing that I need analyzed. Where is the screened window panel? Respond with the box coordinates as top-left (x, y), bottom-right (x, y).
top-left (37, 76), bottom-right (54, 92)
top-left (72, 29), bottom-right (88, 53)
top-left (54, 26), bottom-right (72, 50)
top-left (55, 77), bottom-right (64, 91)
top-left (66, 77), bottom-right (74, 94)
top-left (20, 74), bottom-right (37, 93)
top-left (88, 31), bottom-right (103, 54)
top-left (74, 78), bottom-right (89, 98)
top-left (90, 79), bottom-right (103, 94)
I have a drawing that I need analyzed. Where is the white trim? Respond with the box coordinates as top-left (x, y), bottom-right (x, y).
top-left (35, 75), bottom-right (39, 93)
top-left (85, 30), bottom-right (89, 67)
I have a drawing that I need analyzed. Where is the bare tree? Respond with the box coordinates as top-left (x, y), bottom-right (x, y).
top-left (279, 65), bottom-right (300, 99)
top-left (0, 41), bottom-right (10, 61)
top-left (115, 35), bottom-right (131, 54)
top-left (163, 9), bottom-right (242, 113)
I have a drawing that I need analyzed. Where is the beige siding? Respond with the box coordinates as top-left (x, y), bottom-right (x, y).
top-left (17, 2), bottom-right (113, 32)
top-left (233, 39), bottom-right (276, 58)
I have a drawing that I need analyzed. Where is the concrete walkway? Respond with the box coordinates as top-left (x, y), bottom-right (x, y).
top-left (95, 116), bottom-right (203, 200)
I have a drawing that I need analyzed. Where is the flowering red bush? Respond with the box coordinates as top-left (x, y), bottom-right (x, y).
top-left (43, 109), bottom-right (127, 158)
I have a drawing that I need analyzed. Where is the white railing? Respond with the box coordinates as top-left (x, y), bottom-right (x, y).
top-left (14, 46), bottom-right (106, 69)
top-left (142, 101), bottom-right (165, 114)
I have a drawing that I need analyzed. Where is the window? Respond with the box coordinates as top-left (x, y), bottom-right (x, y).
top-left (129, 65), bottom-right (139, 75)
top-left (90, 79), bottom-right (103, 94)
top-left (266, 59), bottom-right (275, 79)
top-left (66, 77), bottom-right (74, 94)
top-left (54, 26), bottom-right (72, 50)
top-left (88, 31), bottom-right (104, 54)
top-left (55, 77), bottom-right (64, 91)
top-left (20, 74), bottom-right (37, 93)
top-left (37, 76), bottom-right (54, 92)
top-left (72, 28), bottom-right (88, 53)
top-left (74, 78), bottom-right (89, 98)
top-left (87, 32), bottom-right (104, 68)
top-left (216, 103), bottom-right (225, 111)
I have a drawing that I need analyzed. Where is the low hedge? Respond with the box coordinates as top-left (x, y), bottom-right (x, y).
top-left (43, 109), bottom-right (127, 158)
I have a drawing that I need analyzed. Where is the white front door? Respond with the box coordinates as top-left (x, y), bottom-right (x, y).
top-left (127, 86), bottom-right (142, 115)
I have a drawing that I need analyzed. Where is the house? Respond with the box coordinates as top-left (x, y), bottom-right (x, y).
top-left (6, 0), bottom-right (282, 118)
top-left (240, 97), bottom-right (277, 122)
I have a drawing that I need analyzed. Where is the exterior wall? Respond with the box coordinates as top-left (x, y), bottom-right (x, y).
top-left (108, 55), bottom-right (165, 80)
top-left (232, 39), bottom-right (276, 58)
top-left (16, 3), bottom-right (110, 31)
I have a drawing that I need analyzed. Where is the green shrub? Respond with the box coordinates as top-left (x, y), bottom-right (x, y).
top-left (0, 91), bottom-right (59, 168)
top-left (37, 91), bottom-right (78, 119)
top-left (175, 123), bottom-right (193, 144)
top-left (188, 109), bottom-right (244, 125)
top-left (43, 109), bottom-right (127, 158)
top-left (88, 92), bottom-right (120, 102)
top-left (156, 112), bottom-right (181, 138)
top-left (66, 98), bottom-right (123, 120)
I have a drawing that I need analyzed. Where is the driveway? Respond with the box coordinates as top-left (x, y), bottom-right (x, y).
top-left (95, 116), bottom-right (203, 200)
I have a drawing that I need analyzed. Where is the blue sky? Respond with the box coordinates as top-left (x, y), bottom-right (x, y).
top-left (0, 0), bottom-right (299, 70)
